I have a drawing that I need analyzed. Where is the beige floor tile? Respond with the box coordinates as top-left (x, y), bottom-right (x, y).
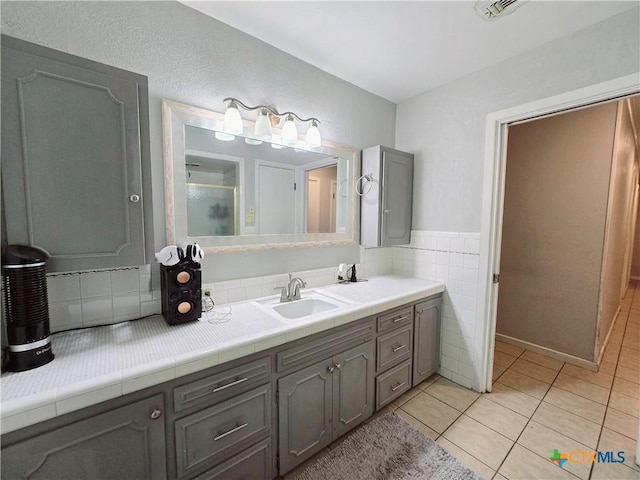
top-left (562, 363), bottom-right (614, 389)
top-left (392, 386), bottom-right (421, 407)
top-left (425, 377), bottom-right (480, 412)
top-left (465, 396), bottom-right (529, 441)
top-left (495, 340), bottom-right (525, 357)
top-left (493, 474), bottom-right (509, 480)
top-left (620, 346), bottom-right (640, 361)
top-left (604, 347), bottom-right (621, 364)
top-left (416, 373), bottom-right (440, 391)
top-left (600, 361), bottom-right (618, 375)
top-left (599, 427), bottom-right (640, 472)
top-left (521, 350), bottom-right (564, 371)
top-left (617, 365), bottom-right (640, 385)
top-left (493, 363), bottom-right (508, 382)
top-left (619, 357), bottom-right (640, 372)
top-left (613, 377), bottom-right (640, 400)
top-left (510, 357), bottom-right (559, 384)
top-left (494, 350), bottom-right (518, 368)
top-left (498, 369), bottom-right (551, 399)
top-left (609, 390), bottom-right (640, 418)
top-left (436, 437), bottom-right (496, 480)
top-left (395, 408), bottom-right (439, 440)
top-left (484, 382), bottom-right (541, 417)
top-left (400, 392), bottom-right (460, 434)
top-left (442, 415), bottom-right (513, 470)
top-left (532, 401), bottom-right (601, 449)
top-left (543, 386), bottom-right (606, 424)
top-left (591, 462), bottom-right (640, 480)
top-left (604, 408), bottom-right (639, 440)
top-left (517, 421), bottom-right (592, 479)
top-left (553, 372), bottom-right (610, 405)
top-left (498, 444), bottom-right (577, 480)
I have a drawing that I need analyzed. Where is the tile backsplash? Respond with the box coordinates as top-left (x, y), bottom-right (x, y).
top-left (46, 265), bottom-right (159, 332)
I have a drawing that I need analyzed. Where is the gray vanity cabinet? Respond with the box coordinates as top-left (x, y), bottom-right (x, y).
top-left (361, 145), bottom-right (414, 247)
top-left (413, 295), bottom-right (443, 386)
top-left (278, 341), bottom-right (374, 474)
top-left (1, 394), bottom-right (166, 480)
top-left (1, 35), bottom-right (152, 272)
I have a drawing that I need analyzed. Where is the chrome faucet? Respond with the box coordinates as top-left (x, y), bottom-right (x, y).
top-left (277, 273), bottom-right (307, 302)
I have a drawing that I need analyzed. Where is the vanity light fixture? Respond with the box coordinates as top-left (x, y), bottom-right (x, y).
top-left (222, 97), bottom-right (321, 148)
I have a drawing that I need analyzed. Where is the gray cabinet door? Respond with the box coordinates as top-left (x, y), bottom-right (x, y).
top-left (413, 296), bottom-right (442, 386)
top-left (278, 359), bottom-right (333, 474)
top-left (1, 394), bottom-right (166, 480)
top-left (333, 341), bottom-right (374, 438)
top-left (1, 35), bottom-right (150, 272)
top-left (381, 148), bottom-right (413, 246)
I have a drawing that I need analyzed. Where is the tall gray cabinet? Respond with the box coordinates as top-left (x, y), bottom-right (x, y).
top-left (1, 35), bottom-right (153, 272)
top-left (360, 145), bottom-right (414, 247)
top-left (413, 296), bottom-right (442, 386)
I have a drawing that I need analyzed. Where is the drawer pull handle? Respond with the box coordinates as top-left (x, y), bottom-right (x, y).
top-left (213, 422), bottom-right (248, 441)
top-left (212, 377), bottom-right (248, 393)
top-left (150, 409), bottom-right (162, 420)
top-left (391, 382), bottom-right (406, 392)
top-left (392, 315), bottom-right (407, 323)
top-left (392, 344), bottom-right (407, 352)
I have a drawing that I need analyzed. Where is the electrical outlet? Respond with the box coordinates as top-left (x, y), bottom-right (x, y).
top-left (202, 283), bottom-right (215, 297)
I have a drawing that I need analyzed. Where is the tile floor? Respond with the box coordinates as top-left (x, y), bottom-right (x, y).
top-left (286, 283), bottom-right (640, 480)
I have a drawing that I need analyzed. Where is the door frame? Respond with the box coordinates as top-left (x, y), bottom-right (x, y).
top-left (478, 73), bottom-right (640, 392)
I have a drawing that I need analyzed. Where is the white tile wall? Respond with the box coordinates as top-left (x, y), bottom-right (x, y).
top-left (392, 230), bottom-right (481, 389)
top-left (46, 266), bottom-right (160, 333)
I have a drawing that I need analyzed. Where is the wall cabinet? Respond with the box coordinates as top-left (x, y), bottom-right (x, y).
top-left (1, 35), bottom-right (153, 272)
top-left (1, 294), bottom-right (441, 480)
top-left (1, 394), bottom-right (166, 479)
top-left (361, 145), bottom-right (414, 247)
top-left (413, 296), bottom-right (442, 386)
top-left (277, 341), bottom-right (374, 474)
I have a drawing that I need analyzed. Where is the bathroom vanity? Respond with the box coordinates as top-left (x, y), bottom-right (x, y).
top-left (0, 276), bottom-right (443, 479)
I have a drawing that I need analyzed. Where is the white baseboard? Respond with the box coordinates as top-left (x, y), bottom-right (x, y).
top-left (495, 334), bottom-right (598, 372)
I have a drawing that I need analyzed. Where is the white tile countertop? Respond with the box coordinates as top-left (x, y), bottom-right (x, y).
top-left (0, 275), bottom-right (444, 434)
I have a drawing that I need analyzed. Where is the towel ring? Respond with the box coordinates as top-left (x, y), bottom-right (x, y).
top-left (355, 174), bottom-right (374, 197)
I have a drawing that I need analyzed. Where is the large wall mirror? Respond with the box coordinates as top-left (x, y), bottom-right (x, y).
top-left (162, 100), bottom-right (359, 252)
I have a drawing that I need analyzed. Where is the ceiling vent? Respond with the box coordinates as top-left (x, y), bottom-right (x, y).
top-left (475, 0), bottom-right (526, 20)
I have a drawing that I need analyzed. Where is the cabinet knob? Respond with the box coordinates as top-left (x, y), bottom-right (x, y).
top-left (129, 194), bottom-right (141, 203)
top-left (335, 363), bottom-right (342, 371)
top-left (150, 409), bottom-right (162, 420)
top-left (328, 365), bottom-right (335, 373)
top-left (383, 209), bottom-right (389, 214)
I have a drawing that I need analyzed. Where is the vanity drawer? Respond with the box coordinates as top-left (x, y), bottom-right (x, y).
top-left (277, 321), bottom-right (374, 373)
top-left (376, 360), bottom-right (412, 410)
top-left (377, 324), bottom-right (412, 372)
top-left (173, 357), bottom-right (271, 413)
top-left (377, 305), bottom-right (413, 333)
top-left (174, 384), bottom-right (271, 478)
top-left (192, 437), bottom-right (272, 480)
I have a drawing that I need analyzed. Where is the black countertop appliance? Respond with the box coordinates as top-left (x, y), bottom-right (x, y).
top-left (2, 245), bottom-right (55, 372)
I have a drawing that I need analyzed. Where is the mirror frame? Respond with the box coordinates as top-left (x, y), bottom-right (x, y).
top-left (162, 99), bottom-right (360, 253)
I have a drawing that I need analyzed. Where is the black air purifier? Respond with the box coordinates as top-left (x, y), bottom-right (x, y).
top-left (2, 245), bottom-right (55, 372)
top-left (160, 260), bottom-right (202, 325)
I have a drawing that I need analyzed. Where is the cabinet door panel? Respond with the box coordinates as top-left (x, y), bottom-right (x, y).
top-left (1, 37), bottom-right (147, 272)
top-left (1, 394), bottom-right (166, 480)
top-left (413, 297), bottom-right (442, 386)
top-left (193, 437), bottom-right (272, 480)
top-left (381, 149), bottom-right (413, 246)
top-left (278, 360), bottom-right (332, 474)
top-left (334, 341), bottom-right (374, 439)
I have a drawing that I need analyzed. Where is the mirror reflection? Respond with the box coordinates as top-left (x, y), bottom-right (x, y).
top-left (162, 100), bottom-right (358, 251)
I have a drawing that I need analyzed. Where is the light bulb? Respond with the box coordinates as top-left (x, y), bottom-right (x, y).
top-left (305, 121), bottom-right (321, 148)
top-left (281, 114), bottom-right (298, 145)
top-left (223, 101), bottom-right (243, 134)
top-left (254, 109), bottom-right (272, 140)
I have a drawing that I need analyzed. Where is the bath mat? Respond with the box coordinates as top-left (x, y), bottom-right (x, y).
top-left (290, 412), bottom-right (484, 480)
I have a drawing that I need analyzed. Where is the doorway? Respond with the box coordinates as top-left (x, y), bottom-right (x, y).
top-left (479, 73), bottom-right (640, 392)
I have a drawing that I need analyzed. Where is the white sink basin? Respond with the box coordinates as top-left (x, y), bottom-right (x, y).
top-left (256, 289), bottom-right (350, 322)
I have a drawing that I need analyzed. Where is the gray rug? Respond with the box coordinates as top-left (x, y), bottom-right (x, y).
top-left (291, 412), bottom-right (484, 480)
